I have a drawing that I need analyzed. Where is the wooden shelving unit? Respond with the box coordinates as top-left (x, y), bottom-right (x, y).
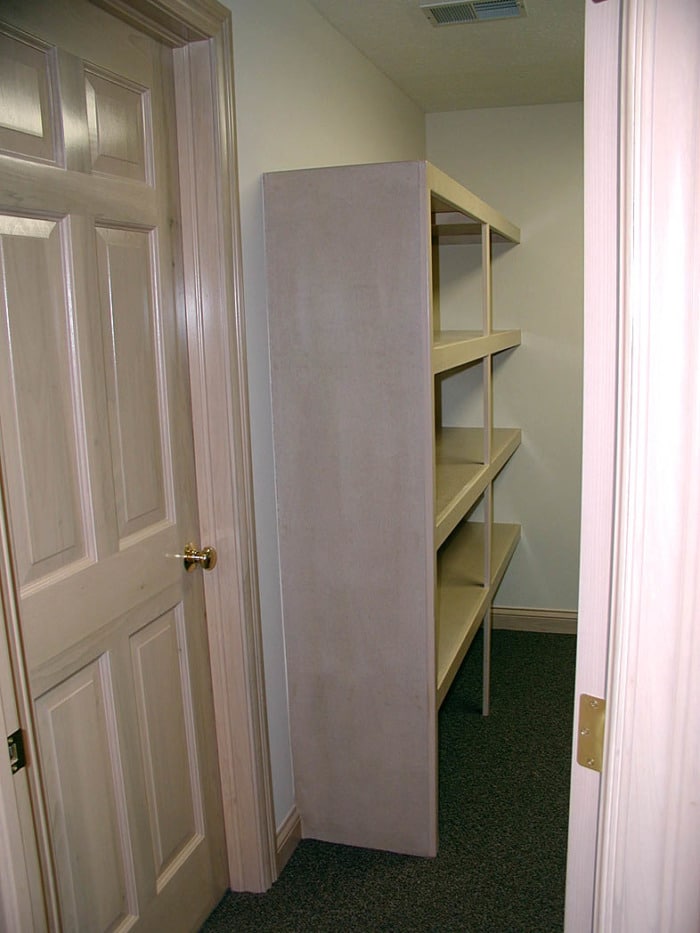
top-left (264, 160), bottom-right (520, 860)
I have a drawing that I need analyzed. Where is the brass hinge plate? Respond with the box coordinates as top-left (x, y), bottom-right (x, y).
top-left (577, 694), bottom-right (605, 772)
top-left (7, 729), bottom-right (26, 774)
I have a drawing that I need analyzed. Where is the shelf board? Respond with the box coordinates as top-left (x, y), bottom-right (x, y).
top-left (436, 521), bottom-right (520, 706)
top-left (431, 215), bottom-right (520, 246)
top-left (432, 329), bottom-right (521, 374)
top-left (431, 221), bottom-right (482, 244)
top-left (435, 427), bottom-right (521, 549)
top-left (435, 428), bottom-right (486, 540)
top-left (490, 522), bottom-right (521, 595)
top-left (426, 162), bottom-right (521, 244)
top-left (431, 214), bottom-right (518, 245)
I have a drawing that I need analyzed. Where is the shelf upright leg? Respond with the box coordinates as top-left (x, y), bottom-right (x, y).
top-left (431, 222), bottom-right (443, 432)
top-left (482, 223), bottom-right (493, 336)
top-left (482, 223), bottom-right (494, 716)
top-left (431, 223), bottom-right (441, 334)
top-left (482, 483), bottom-right (493, 716)
top-left (482, 224), bottom-right (493, 465)
top-left (482, 607), bottom-right (493, 717)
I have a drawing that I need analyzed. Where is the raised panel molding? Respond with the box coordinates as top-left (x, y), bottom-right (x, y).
top-left (130, 606), bottom-right (205, 890)
top-left (0, 28), bottom-right (60, 165)
top-left (95, 225), bottom-right (168, 541)
top-left (0, 214), bottom-right (89, 587)
top-left (35, 657), bottom-right (138, 931)
top-left (85, 66), bottom-right (152, 182)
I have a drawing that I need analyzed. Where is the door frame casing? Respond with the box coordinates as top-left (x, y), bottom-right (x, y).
top-left (0, 0), bottom-right (277, 926)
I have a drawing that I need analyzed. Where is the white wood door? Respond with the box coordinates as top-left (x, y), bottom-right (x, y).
top-left (0, 1), bottom-right (227, 929)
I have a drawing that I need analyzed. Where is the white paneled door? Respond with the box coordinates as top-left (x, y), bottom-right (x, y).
top-left (0, 1), bottom-right (227, 929)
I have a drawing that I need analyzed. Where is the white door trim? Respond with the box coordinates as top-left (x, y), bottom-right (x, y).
top-left (595, 0), bottom-right (700, 929)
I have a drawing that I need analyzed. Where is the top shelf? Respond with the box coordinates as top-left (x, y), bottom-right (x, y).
top-left (426, 162), bottom-right (520, 244)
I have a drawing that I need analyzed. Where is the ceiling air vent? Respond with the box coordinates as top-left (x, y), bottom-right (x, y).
top-left (420, 0), bottom-right (526, 26)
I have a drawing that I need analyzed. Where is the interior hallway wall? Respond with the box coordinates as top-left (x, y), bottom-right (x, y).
top-left (223, 0), bottom-right (426, 828)
top-left (427, 103), bottom-right (584, 612)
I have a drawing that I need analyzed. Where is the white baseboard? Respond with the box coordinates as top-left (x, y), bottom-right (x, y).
top-left (275, 805), bottom-right (301, 875)
top-left (491, 607), bottom-right (577, 635)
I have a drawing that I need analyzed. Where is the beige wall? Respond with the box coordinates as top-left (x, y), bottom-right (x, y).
top-left (224, 0), bottom-right (426, 827)
top-left (427, 103), bottom-right (583, 613)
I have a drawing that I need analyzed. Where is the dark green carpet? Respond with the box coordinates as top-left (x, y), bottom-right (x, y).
top-left (202, 630), bottom-right (576, 932)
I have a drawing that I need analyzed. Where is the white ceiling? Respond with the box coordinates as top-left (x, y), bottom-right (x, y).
top-left (306, 0), bottom-right (584, 112)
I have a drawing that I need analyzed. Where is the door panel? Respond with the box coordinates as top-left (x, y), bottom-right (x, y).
top-left (36, 658), bottom-right (138, 933)
top-left (0, 214), bottom-right (88, 587)
top-left (85, 67), bottom-right (150, 181)
top-left (0, 1), bottom-right (227, 929)
top-left (131, 607), bottom-right (205, 885)
top-left (95, 224), bottom-right (168, 540)
top-left (0, 29), bottom-right (58, 165)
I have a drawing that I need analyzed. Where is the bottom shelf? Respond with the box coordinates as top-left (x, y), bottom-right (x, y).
top-left (436, 521), bottom-right (520, 706)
